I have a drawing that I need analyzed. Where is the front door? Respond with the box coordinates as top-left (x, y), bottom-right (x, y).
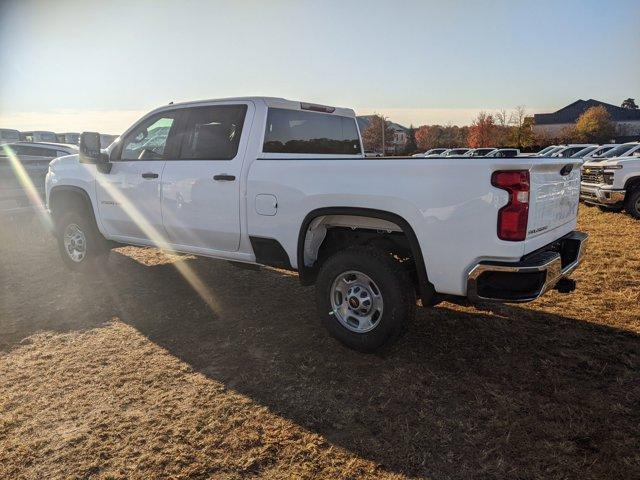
top-left (96, 111), bottom-right (181, 242)
top-left (161, 103), bottom-right (252, 251)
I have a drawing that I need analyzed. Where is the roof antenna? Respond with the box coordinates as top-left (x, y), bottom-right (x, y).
top-left (169, 101), bottom-right (174, 105)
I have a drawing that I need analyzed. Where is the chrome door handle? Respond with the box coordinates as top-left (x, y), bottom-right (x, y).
top-left (141, 172), bottom-right (159, 179)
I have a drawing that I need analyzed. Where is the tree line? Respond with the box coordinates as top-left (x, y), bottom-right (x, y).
top-left (361, 98), bottom-right (637, 155)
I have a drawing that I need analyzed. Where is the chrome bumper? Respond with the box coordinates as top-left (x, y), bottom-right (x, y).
top-left (580, 184), bottom-right (625, 205)
top-left (467, 231), bottom-right (588, 302)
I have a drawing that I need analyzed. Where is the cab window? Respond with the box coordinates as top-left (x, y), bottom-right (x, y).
top-left (121, 113), bottom-right (179, 160)
top-left (263, 108), bottom-right (361, 155)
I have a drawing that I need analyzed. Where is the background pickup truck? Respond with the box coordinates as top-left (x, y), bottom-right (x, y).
top-left (580, 142), bottom-right (640, 218)
top-left (46, 97), bottom-right (587, 352)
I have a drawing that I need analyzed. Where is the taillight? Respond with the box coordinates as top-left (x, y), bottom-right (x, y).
top-left (491, 170), bottom-right (530, 241)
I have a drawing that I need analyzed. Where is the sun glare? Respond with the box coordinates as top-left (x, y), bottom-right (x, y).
top-left (92, 171), bottom-right (219, 312)
top-left (2, 145), bottom-right (53, 231)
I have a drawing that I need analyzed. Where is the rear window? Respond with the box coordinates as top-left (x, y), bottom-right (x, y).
top-left (263, 108), bottom-right (361, 155)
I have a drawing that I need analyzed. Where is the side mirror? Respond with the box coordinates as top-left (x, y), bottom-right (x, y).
top-left (79, 132), bottom-right (111, 172)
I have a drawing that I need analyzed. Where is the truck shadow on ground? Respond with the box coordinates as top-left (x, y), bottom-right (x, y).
top-left (93, 251), bottom-right (639, 479)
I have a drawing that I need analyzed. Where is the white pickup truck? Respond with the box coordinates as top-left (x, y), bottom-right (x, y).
top-left (580, 142), bottom-right (640, 218)
top-left (46, 97), bottom-right (587, 352)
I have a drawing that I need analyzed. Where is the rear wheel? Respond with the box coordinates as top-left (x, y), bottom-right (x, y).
top-left (56, 210), bottom-right (109, 271)
top-left (624, 190), bottom-right (640, 219)
top-left (316, 247), bottom-right (415, 352)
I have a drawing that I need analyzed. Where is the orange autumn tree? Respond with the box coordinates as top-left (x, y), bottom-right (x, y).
top-left (467, 111), bottom-right (498, 148)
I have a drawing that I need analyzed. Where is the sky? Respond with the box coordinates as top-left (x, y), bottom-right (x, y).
top-left (0, 0), bottom-right (638, 133)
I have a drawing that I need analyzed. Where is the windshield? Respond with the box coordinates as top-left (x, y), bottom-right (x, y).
top-left (467, 148), bottom-right (494, 156)
top-left (447, 149), bottom-right (468, 155)
top-left (588, 146), bottom-right (614, 158)
top-left (570, 146), bottom-right (598, 158)
top-left (537, 146), bottom-right (556, 156)
top-left (544, 146), bottom-right (564, 156)
top-left (601, 144), bottom-right (638, 158)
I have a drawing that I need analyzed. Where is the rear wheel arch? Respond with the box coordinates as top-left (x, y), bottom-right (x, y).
top-left (296, 207), bottom-right (436, 303)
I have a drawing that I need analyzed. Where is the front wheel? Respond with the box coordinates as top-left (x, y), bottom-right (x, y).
top-left (624, 190), bottom-right (640, 219)
top-left (56, 210), bottom-right (109, 271)
top-left (315, 247), bottom-right (416, 353)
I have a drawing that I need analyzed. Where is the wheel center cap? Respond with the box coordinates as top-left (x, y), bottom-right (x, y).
top-left (348, 297), bottom-right (360, 309)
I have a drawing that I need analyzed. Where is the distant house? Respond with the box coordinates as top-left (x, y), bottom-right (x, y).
top-left (357, 116), bottom-right (408, 153)
top-left (533, 99), bottom-right (640, 141)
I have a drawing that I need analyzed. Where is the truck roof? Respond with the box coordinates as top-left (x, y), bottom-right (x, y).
top-left (160, 96), bottom-right (357, 118)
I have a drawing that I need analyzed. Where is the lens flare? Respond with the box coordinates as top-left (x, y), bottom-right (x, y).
top-left (93, 170), bottom-right (218, 312)
top-left (2, 144), bottom-right (53, 230)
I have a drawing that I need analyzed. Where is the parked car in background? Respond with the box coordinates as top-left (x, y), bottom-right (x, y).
top-left (580, 142), bottom-right (640, 217)
top-left (570, 145), bottom-right (600, 159)
top-left (442, 148), bottom-right (470, 157)
top-left (413, 148), bottom-right (448, 157)
top-left (0, 128), bottom-right (21, 145)
top-left (20, 131), bottom-right (58, 143)
top-left (423, 148), bottom-right (448, 157)
top-left (537, 145), bottom-right (565, 157)
top-left (0, 142), bottom-right (78, 211)
top-left (364, 150), bottom-right (382, 157)
top-left (57, 132), bottom-right (80, 145)
top-left (579, 144), bottom-right (618, 162)
top-left (486, 148), bottom-right (520, 158)
top-left (464, 148), bottom-right (497, 157)
top-left (536, 145), bottom-right (559, 156)
top-left (552, 144), bottom-right (597, 158)
top-left (45, 96), bottom-right (587, 352)
top-left (100, 134), bottom-right (119, 148)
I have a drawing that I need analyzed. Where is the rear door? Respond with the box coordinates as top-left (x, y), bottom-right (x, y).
top-left (161, 102), bottom-right (252, 251)
top-left (96, 110), bottom-right (183, 241)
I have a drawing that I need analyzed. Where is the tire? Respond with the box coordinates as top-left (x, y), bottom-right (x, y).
top-left (56, 210), bottom-right (109, 272)
top-left (624, 190), bottom-right (640, 219)
top-left (598, 205), bottom-right (623, 213)
top-left (315, 247), bottom-right (416, 353)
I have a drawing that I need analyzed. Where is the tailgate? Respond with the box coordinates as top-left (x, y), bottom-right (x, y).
top-left (526, 160), bottom-right (580, 240)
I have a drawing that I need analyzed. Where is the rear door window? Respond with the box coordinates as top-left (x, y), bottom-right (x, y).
top-left (263, 108), bottom-right (361, 155)
top-left (178, 105), bottom-right (247, 160)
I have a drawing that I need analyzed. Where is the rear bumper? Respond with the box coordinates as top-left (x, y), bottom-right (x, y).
top-left (580, 183), bottom-right (625, 205)
top-left (467, 231), bottom-right (588, 302)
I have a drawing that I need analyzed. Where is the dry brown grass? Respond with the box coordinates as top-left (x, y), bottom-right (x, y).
top-left (0, 205), bottom-right (639, 479)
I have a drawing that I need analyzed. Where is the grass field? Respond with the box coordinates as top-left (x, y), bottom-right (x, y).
top-left (0, 206), bottom-right (638, 479)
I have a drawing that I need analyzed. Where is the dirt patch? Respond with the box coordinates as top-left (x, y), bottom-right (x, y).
top-left (0, 206), bottom-right (639, 479)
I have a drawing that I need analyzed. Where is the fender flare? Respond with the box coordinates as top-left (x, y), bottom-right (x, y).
top-left (296, 207), bottom-right (435, 302)
top-left (49, 185), bottom-right (98, 228)
top-left (624, 175), bottom-right (640, 191)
